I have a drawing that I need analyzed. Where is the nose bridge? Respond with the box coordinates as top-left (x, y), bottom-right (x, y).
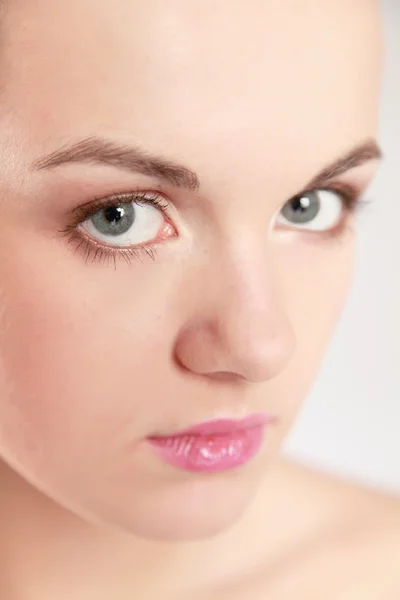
top-left (174, 239), bottom-right (296, 384)
top-left (214, 247), bottom-right (290, 350)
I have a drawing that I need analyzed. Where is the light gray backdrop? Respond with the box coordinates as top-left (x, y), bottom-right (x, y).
top-left (284, 0), bottom-right (400, 493)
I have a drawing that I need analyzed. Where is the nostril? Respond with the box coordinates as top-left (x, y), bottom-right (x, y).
top-left (207, 371), bottom-right (247, 383)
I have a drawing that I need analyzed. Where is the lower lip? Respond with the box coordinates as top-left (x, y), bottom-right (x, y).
top-left (147, 418), bottom-right (268, 473)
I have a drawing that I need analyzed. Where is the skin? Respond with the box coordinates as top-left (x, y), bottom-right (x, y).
top-left (0, 0), bottom-right (398, 598)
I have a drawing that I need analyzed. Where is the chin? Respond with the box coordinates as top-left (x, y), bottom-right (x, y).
top-left (50, 465), bottom-right (264, 542)
top-left (84, 465), bottom-right (265, 542)
top-left (4, 443), bottom-right (271, 542)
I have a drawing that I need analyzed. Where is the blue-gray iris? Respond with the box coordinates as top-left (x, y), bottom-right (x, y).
top-left (92, 203), bottom-right (135, 236)
top-left (281, 193), bottom-right (320, 224)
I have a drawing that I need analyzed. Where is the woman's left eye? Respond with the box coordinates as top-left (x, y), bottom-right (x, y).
top-left (275, 189), bottom-right (348, 232)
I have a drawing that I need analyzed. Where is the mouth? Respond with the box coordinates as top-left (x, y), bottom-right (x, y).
top-left (146, 413), bottom-right (274, 473)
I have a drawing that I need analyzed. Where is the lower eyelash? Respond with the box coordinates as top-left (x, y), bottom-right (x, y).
top-left (60, 184), bottom-right (371, 266)
top-left (60, 228), bottom-right (160, 269)
top-left (59, 191), bottom-right (170, 268)
top-left (275, 186), bottom-right (371, 244)
top-left (314, 195), bottom-right (372, 242)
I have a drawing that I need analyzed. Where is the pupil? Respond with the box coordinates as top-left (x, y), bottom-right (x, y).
top-left (104, 206), bottom-right (124, 223)
top-left (280, 192), bottom-right (319, 225)
top-left (292, 196), bottom-right (311, 213)
top-left (91, 201), bottom-right (134, 236)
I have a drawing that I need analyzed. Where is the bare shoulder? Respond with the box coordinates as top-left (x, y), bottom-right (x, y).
top-left (215, 460), bottom-right (400, 600)
top-left (295, 460), bottom-right (400, 598)
top-left (333, 489), bottom-right (400, 598)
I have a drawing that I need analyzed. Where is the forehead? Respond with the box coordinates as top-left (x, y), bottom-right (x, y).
top-left (0, 0), bottom-right (382, 186)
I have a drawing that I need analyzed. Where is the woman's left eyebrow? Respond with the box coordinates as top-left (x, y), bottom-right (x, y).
top-left (304, 138), bottom-right (383, 189)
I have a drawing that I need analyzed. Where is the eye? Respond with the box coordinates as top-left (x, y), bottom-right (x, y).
top-left (275, 189), bottom-right (346, 232)
top-left (79, 197), bottom-right (170, 247)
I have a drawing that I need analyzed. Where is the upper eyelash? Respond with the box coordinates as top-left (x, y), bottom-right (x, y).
top-left (64, 181), bottom-right (362, 232)
top-left (64, 190), bottom-right (171, 229)
top-left (284, 183), bottom-right (367, 241)
top-left (301, 182), bottom-right (361, 210)
top-left (58, 190), bottom-right (172, 268)
top-left (58, 182), bottom-right (367, 268)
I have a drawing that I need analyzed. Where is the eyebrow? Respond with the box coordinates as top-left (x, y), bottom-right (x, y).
top-left (32, 135), bottom-right (382, 192)
top-left (305, 138), bottom-right (382, 189)
top-left (33, 136), bottom-right (201, 192)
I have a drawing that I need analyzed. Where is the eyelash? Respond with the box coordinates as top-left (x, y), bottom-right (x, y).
top-left (288, 181), bottom-right (369, 240)
top-left (59, 183), bottom-right (367, 268)
top-left (59, 191), bottom-right (171, 268)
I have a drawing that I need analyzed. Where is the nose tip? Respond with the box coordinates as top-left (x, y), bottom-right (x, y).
top-left (174, 314), bottom-right (296, 384)
top-left (220, 319), bottom-right (296, 383)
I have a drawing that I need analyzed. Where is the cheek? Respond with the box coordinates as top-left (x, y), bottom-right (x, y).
top-left (0, 226), bottom-right (355, 478)
top-left (288, 240), bottom-right (355, 342)
top-left (266, 237), bottom-right (355, 424)
top-left (0, 242), bottom-right (176, 479)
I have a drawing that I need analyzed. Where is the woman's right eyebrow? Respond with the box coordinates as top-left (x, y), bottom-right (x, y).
top-left (32, 135), bottom-right (201, 193)
top-left (32, 135), bottom-right (382, 192)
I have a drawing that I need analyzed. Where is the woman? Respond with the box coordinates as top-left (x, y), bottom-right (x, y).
top-left (0, 0), bottom-right (398, 597)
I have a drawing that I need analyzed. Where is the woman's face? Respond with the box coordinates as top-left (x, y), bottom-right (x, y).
top-left (0, 0), bottom-right (382, 540)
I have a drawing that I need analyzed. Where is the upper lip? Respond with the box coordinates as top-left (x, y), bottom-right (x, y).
top-left (149, 413), bottom-right (273, 438)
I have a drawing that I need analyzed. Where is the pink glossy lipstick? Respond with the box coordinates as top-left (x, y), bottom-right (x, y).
top-left (147, 414), bottom-right (271, 473)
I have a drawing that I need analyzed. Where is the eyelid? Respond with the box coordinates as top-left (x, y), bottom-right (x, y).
top-left (67, 190), bottom-right (172, 228)
top-left (58, 190), bottom-right (176, 268)
top-left (274, 180), bottom-right (365, 241)
top-left (299, 180), bottom-right (360, 205)
top-left (60, 179), bottom-right (363, 263)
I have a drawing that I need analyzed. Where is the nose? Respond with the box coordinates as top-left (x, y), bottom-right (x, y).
top-left (173, 259), bottom-right (296, 384)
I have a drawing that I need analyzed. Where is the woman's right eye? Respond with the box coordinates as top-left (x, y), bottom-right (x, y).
top-left (79, 196), bottom-right (175, 248)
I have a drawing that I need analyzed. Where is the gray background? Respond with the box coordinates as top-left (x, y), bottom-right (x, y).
top-left (284, 0), bottom-right (400, 493)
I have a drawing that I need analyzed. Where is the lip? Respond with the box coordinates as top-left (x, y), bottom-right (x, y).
top-left (146, 413), bottom-right (272, 473)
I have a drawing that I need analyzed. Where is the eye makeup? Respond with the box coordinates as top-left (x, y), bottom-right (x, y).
top-left (58, 190), bottom-right (175, 268)
top-left (57, 177), bottom-right (370, 268)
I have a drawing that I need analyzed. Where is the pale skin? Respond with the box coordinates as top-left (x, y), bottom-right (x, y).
top-left (0, 0), bottom-right (399, 598)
